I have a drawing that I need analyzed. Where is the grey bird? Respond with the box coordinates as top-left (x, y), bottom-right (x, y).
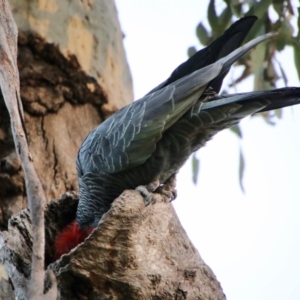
top-left (55, 16), bottom-right (300, 258)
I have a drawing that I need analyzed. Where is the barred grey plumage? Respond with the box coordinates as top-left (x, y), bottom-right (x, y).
top-left (75, 16), bottom-right (300, 229)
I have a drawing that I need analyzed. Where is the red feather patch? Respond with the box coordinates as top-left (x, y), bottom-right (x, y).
top-left (54, 221), bottom-right (94, 259)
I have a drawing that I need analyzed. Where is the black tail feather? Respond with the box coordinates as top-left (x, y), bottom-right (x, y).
top-left (203, 87), bottom-right (300, 113)
top-left (147, 16), bottom-right (258, 94)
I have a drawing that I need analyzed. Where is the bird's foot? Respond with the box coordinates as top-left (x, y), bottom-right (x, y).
top-left (136, 185), bottom-right (154, 206)
top-left (156, 175), bottom-right (177, 202)
top-left (136, 176), bottom-right (177, 205)
top-left (136, 179), bottom-right (160, 206)
top-left (156, 186), bottom-right (177, 201)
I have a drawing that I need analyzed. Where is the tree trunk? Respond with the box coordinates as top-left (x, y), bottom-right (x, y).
top-left (0, 0), bottom-right (133, 227)
top-left (0, 1), bottom-right (226, 298)
top-left (0, 191), bottom-right (226, 300)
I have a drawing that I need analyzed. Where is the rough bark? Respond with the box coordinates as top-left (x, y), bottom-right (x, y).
top-left (0, 0), bottom-right (132, 228)
top-left (0, 191), bottom-right (226, 300)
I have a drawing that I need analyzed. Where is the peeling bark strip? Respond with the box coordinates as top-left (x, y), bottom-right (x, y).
top-left (0, 192), bottom-right (226, 300)
top-left (0, 0), bottom-right (57, 298)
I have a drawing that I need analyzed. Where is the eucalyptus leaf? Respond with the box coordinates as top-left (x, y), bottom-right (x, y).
top-left (222, 0), bottom-right (231, 5)
top-left (276, 18), bottom-right (294, 51)
top-left (274, 108), bottom-right (282, 119)
top-left (272, 0), bottom-right (285, 3)
top-left (272, 2), bottom-right (284, 16)
top-left (247, 0), bottom-right (272, 19)
top-left (266, 61), bottom-right (279, 86)
top-left (292, 40), bottom-right (300, 81)
top-left (232, 3), bottom-right (243, 17)
top-left (192, 153), bottom-right (200, 185)
top-left (239, 147), bottom-right (245, 194)
top-left (208, 0), bottom-right (219, 32)
top-left (251, 42), bottom-right (267, 90)
top-left (196, 23), bottom-right (210, 45)
top-left (231, 0), bottom-right (240, 5)
top-left (276, 59), bottom-right (288, 86)
top-left (219, 6), bottom-right (232, 29)
top-left (298, 8), bottom-right (300, 39)
top-left (244, 0), bottom-right (256, 5)
top-left (230, 124), bottom-right (243, 139)
top-left (187, 46), bottom-right (197, 58)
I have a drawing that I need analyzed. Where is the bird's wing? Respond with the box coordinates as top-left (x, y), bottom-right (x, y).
top-left (77, 62), bottom-right (221, 175)
top-left (77, 33), bottom-right (275, 175)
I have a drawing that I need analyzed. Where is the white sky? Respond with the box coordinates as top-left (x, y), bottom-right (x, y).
top-left (115, 1), bottom-right (300, 299)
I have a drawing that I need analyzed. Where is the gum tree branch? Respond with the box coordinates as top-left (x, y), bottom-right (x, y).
top-left (0, 0), bottom-right (56, 298)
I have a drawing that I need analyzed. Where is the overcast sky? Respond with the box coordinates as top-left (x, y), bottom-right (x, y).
top-left (115, 1), bottom-right (300, 299)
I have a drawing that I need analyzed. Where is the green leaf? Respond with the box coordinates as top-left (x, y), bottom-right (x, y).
top-left (230, 124), bottom-right (243, 139)
top-left (244, 0), bottom-right (256, 5)
top-left (231, 3), bottom-right (243, 17)
top-left (246, 0), bottom-right (272, 19)
top-left (187, 46), bottom-right (197, 58)
top-left (208, 0), bottom-right (219, 32)
top-left (297, 8), bottom-right (300, 39)
top-left (274, 108), bottom-right (282, 119)
top-left (291, 39), bottom-right (300, 81)
top-left (192, 153), bottom-right (200, 185)
top-left (265, 60), bottom-right (278, 86)
top-left (272, 0), bottom-right (284, 16)
top-left (251, 42), bottom-right (267, 90)
top-left (222, 0), bottom-right (231, 5)
top-left (239, 147), bottom-right (245, 194)
top-left (219, 6), bottom-right (232, 29)
top-left (276, 18), bottom-right (294, 51)
top-left (276, 59), bottom-right (288, 86)
top-left (196, 23), bottom-right (210, 45)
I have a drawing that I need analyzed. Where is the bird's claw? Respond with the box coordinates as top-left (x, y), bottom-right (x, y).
top-left (156, 175), bottom-right (177, 202)
top-left (136, 176), bottom-right (177, 205)
top-left (136, 185), bottom-right (156, 206)
top-left (155, 186), bottom-right (177, 202)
